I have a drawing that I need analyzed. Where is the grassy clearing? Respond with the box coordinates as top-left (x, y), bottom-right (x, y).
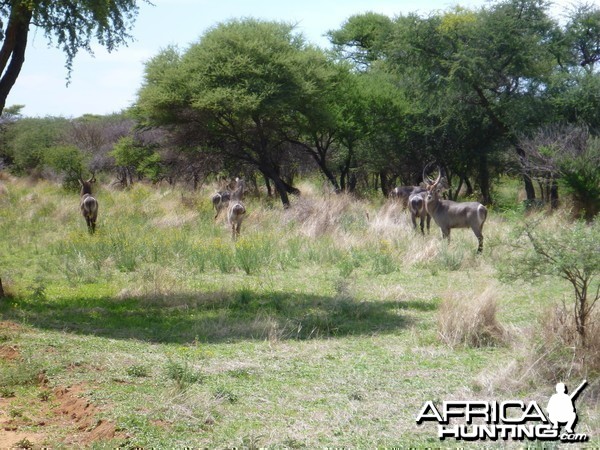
top-left (0, 177), bottom-right (598, 448)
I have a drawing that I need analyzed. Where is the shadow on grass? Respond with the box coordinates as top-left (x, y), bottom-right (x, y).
top-left (0, 288), bottom-right (431, 344)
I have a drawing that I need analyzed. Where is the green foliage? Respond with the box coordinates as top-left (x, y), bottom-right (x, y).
top-left (1, 0), bottom-right (146, 76)
top-left (136, 18), bottom-right (352, 204)
top-left (0, 117), bottom-right (69, 173)
top-left (126, 364), bottom-right (150, 377)
top-left (328, 12), bottom-right (394, 67)
top-left (111, 136), bottom-right (163, 183)
top-left (164, 359), bottom-right (204, 390)
top-left (558, 138), bottom-right (600, 221)
top-left (43, 145), bottom-right (86, 189)
top-left (500, 219), bottom-right (600, 344)
top-left (234, 235), bottom-right (274, 275)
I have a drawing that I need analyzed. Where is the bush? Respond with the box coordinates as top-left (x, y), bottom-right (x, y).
top-left (43, 145), bottom-right (86, 189)
top-left (500, 218), bottom-right (600, 347)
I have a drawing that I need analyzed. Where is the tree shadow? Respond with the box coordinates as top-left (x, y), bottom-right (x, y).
top-left (0, 288), bottom-right (433, 344)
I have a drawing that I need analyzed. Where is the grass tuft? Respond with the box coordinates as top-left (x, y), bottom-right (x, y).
top-left (437, 285), bottom-right (507, 348)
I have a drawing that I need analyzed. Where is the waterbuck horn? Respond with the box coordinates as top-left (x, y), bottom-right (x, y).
top-left (422, 162), bottom-right (438, 186)
top-left (431, 166), bottom-right (442, 188)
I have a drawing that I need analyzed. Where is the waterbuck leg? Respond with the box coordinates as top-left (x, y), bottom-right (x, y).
top-left (411, 214), bottom-right (417, 231)
top-left (442, 228), bottom-right (451, 241)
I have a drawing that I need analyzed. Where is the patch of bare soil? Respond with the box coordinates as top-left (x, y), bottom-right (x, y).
top-left (0, 321), bottom-right (23, 333)
top-left (0, 384), bottom-right (124, 448)
top-left (0, 344), bottom-right (20, 361)
top-left (54, 385), bottom-right (120, 445)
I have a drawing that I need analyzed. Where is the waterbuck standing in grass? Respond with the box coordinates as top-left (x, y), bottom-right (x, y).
top-left (79, 174), bottom-right (98, 234)
top-left (424, 167), bottom-right (487, 253)
top-left (211, 190), bottom-right (231, 219)
top-left (227, 178), bottom-right (246, 240)
top-left (390, 185), bottom-right (426, 209)
top-left (409, 189), bottom-right (431, 234)
top-left (211, 178), bottom-right (239, 219)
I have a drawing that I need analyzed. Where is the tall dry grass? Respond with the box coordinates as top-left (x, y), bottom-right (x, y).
top-left (437, 285), bottom-right (508, 348)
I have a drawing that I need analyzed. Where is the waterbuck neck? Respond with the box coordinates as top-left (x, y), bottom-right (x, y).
top-left (80, 182), bottom-right (93, 197)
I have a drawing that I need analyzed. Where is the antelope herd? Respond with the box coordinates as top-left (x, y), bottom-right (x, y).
top-left (77, 165), bottom-right (487, 251)
top-left (390, 166), bottom-right (488, 253)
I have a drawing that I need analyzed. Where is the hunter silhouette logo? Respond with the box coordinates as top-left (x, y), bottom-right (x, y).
top-left (416, 380), bottom-right (589, 442)
top-left (547, 380), bottom-right (586, 434)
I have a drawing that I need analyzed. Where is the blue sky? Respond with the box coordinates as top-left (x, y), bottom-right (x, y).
top-left (7, 0), bottom-right (570, 117)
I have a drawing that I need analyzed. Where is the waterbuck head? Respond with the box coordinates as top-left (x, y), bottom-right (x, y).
top-left (79, 174), bottom-right (96, 197)
top-left (423, 165), bottom-right (448, 206)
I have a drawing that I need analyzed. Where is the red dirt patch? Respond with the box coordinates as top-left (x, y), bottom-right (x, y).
top-left (0, 345), bottom-right (20, 361)
top-left (0, 384), bottom-right (124, 448)
top-left (0, 321), bottom-right (23, 332)
top-left (53, 385), bottom-right (121, 445)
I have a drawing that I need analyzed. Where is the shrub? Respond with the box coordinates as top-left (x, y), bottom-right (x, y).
top-left (164, 359), bottom-right (204, 390)
top-left (43, 145), bottom-right (86, 189)
top-left (500, 219), bottom-right (600, 347)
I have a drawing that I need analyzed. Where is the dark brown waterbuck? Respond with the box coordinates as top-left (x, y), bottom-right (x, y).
top-left (424, 167), bottom-right (487, 253)
top-left (390, 185), bottom-right (426, 209)
top-left (79, 174), bottom-right (98, 234)
top-left (408, 189), bottom-right (431, 235)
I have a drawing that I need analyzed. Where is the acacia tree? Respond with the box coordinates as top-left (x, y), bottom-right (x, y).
top-left (136, 19), bottom-right (344, 207)
top-left (0, 0), bottom-right (147, 114)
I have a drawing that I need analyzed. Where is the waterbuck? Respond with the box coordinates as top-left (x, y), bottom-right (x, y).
top-left (390, 185), bottom-right (426, 209)
top-left (409, 189), bottom-right (431, 234)
top-left (79, 174), bottom-right (99, 234)
top-left (227, 178), bottom-right (246, 240)
top-left (211, 191), bottom-right (231, 219)
top-left (424, 168), bottom-right (487, 253)
top-left (211, 178), bottom-right (239, 219)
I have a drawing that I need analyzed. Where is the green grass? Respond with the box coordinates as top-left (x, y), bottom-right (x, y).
top-left (0, 177), bottom-right (597, 448)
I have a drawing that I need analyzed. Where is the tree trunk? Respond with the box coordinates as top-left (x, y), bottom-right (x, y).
top-left (379, 171), bottom-right (390, 197)
top-left (272, 176), bottom-right (290, 208)
top-left (478, 152), bottom-right (492, 205)
top-left (0, 5), bottom-right (32, 114)
top-left (259, 167), bottom-right (299, 208)
top-left (453, 177), bottom-right (464, 201)
top-left (314, 157), bottom-right (339, 192)
top-left (550, 181), bottom-right (559, 209)
top-left (464, 177), bottom-right (474, 197)
top-left (264, 174), bottom-right (272, 197)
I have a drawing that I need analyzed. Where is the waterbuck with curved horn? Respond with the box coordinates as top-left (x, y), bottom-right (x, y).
top-left (79, 174), bottom-right (98, 234)
top-left (423, 166), bottom-right (487, 253)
